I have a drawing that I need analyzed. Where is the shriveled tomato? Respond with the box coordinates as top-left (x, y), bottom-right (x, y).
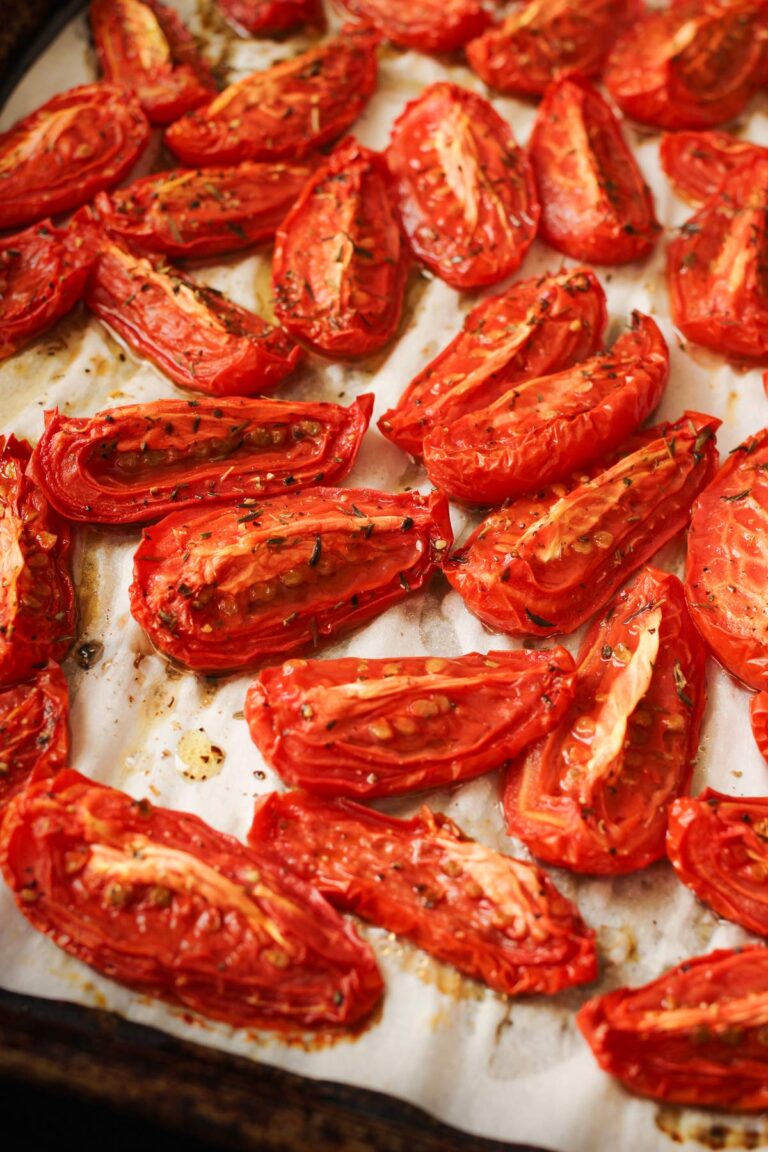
top-left (30, 394), bottom-right (373, 525)
top-left (423, 312), bottom-right (668, 506)
top-left (165, 26), bottom-right (379, 166)
top-left (604, 0), bottom-right (768, 130)
top-left (85, 237), bottom-right (303, 396)
top-left (684, 427), bottom-right (768, 691)
top-left (751, 691), bottom-right (768, 762)
top-left (385, 83), bottom-right (538, 290)
top-left (0, 771), bottom-right (383, 1031)
top-left (378, 267), bottom-right (607, 459)
top-left (0, 83), bottom-right (149, 231)
top-left (273, 139), bottom-right (408, 358)
top-left (578, 947), bottom-right (768, 1110)
top-left (218, 0), bottom-right (324, 35)
top-left (94, 159), bottom-right (316, 260)
top-left (0, 665), bottom-right (68, 808)
top-left (130, 487), bottom-right (452, 674)
top-left (445, 412), bottom-right (720, 637)
top-left (466, 0), bottom-right (644, 98)
top-left (529, 74), bottom-right (659, 266)
top-left (245, 648), bottom-right (576, 798)
top-left (249, 792), bottom-right (597, 996)
top-left (660, 129), bottom-right (766, 204)
top-left (0, 437), bottom-right (74, 689)
top-left (338, 0), bottom-right (488, 53)
top-left (504, 568), bottom-right (706, 874)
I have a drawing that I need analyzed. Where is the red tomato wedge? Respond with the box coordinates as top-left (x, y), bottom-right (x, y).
top-left (751, 690), bottom-right (768, 762)
top-left (529, 74), bottom-right (659, 266)
top-left (668, 157), bottom-right (768, 362)
top-left (130, 487), bottom-right (452, 673)
top-left (423, 312), bottom-right (669, 506)
top-left (445, 412), bottom-right (720, 638)
top-left (245, 648), bottom-right (576, 798)
top-left (604, 0), bottom-right (768, 130)
top-left (90, 0), bottom-right (215, 125)
top-left (504, 568), bottom-right (707, 874)
top-left (684, 427), bottom-right (768, 691)
top-left (273, 139), bottom-right (408, 358)
top-left (85, 237), bottom-right (303, 396)
top-left (248, 792), bottom-right (598, 996)
top-left (378, 267), bottom-right (607, 459)
top-left (94, 160), bottom-right (316, 260)
top-left (0, 436), bottom-right (75, 689)
top-left (578, 947), bottom-right (768, 1111)
top-left (385, 83), bottom-right (538, 290)
top-left (0, 771), bottom-right (383, 1031)
top-left (0, 83), bottom-right (149, 231)
top-left (466, 0), bottom-right (644, 98)
top-left (660, 129), bottom-right (767, 204)
top-left (217, 0), bottom-right (324, 36)
top-left (165, 26), bottom-right (379, 166)
top-left (0, 665), bottom-right (69, 808)
top-left (338, 0), bottom-right (489, 54)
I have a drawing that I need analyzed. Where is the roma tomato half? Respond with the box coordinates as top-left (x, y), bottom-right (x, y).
top-left (660, 129), bottom-right (767, 205)
top-left (751, 690), bottom-right (768, 762)
top-left (0, 665), bottom-right (69, 808)
top-left (218, 0), bottom-right (324, 35)
top-left (339, 0), bottom-right (488, 55)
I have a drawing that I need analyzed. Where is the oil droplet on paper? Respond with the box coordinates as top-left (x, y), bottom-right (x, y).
top-left (176, 729), bottom-right (225, 781)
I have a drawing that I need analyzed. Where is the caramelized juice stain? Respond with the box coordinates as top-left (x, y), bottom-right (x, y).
top-left (656, 1106), bottom-right (768, 1149)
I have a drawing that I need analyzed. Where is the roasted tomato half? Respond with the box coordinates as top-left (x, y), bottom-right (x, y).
top-left (378, 267), bottom-right (607, 459)
top-left (85, 237), bottom-right (303, 396)
top-left (604, 0), bottom-right (768, 130)
top-left (218, 0), bottom-right (324, 35)
top-left (578, 947), bottom-right (768, 1111)
top-left (0, 83), bottom-right (149, 231)
top-left (273, 139), bottom-right (408, 359)
top-left (685, 427), bottom-right (768, 690)
top-left (130, 487), bottom-right (452, 673)
top-left (0, 771), bottom-right (383, 1031)
top-left (386, 83), bottom-right (538, 290)
top-left (338, 0), bottom-right (488, 54)
top-left (245, 648), bottom-right (576, 798)
top-left (660, 129), bottom-right (766, 205)
top-left (751, 691), bottom-right (768, 762)
top-left (0, 665), bottom-right (69, 808)
top-left (445, 412), bottom-right (720, 637)
top-left (165, 26), bottom-right (379, 166)
top-left (529, 74), bottom-right (659, 266)
top-left (504, 568), bottom-right (706, 875)
top-left (249, 792), bottom-right (598, 996)
top-left (423, 312), bottom-right (668, 506)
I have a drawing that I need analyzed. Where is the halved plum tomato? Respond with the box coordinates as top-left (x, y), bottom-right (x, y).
top-left (660, 129), bottom-right (767, 204)
top-left (445, 411), bottom-right (720, 638)
top-left (85, 237), bottom-right (303, 396)
top-left (0, 83), bottom-right (149, 231)
top-left (466, 0), bottom-right (644, 98)
top-left (385, 83), bottom-right (538, 290)
top-left (668, 156), bottom-right (768, 361)
top-left (578, 947), bottom-right (768, 1111)
top-left (165, 25), bottom-right (379, 166)
top-left (0, 770), bottom-right (383, 1031)
top-left (90, 0), bottom-right (215, 126)
top-left (218, 0), bottom-right (324, 35)
top-left (273, 139), bottom-right (408, 358)
top-left (378, 267), bottom-right (607, 459)
top-left (338, 0), bottom-right (488, 54)
top-left (0, 665), bottom-right (69, 808)
top-left (423, 312), bottom-right (668, 506)
top-left (94, 159), bottom-right (316, 260)
top-left (751, 691), bottom-right (768, 762)
top-left (245, 648), bottom-right (576, 798)
top-left (130, 486), bottom-right (452, 674)
top-left (504, 568), bottom-right (706, 874)
top-left (604, 0), bottom-right (768, 130)
top-left (0, 437), bottom-right (75, 689)
top-left (30, 394), bottom-right (373, 525)
top-left (248, 792), bottom-right (598, 996)
top-left (684, 427), bottom-right (768, 690)
top-left (529, 73), bottom-right (659, 266)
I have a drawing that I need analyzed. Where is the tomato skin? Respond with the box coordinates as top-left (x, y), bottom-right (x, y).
top-left (385, 83), bottom-right (538, 290)
top-left (338, 0), bottom-right (489, 54)
top-left (165, 26), bottom-right (379, 166)
top-left (578, 947), bottom-right (768, 1111)
top-left (248, 792), bottom-right (598, 996)
top-left (30, 395), bottom-right (372, 526)
top-left (0, 770), bottom-right (383, 1031)
top-left (684, 428), bottom-right (768, 691)
top-left (504, 568), bottom-right (707, 875)
top-left (214, 0), bottom-right (324, 36)
top-left (423, 312), bottom-right (668, 506)
top-left (245, 648), bottom-right (576, 799)
top-left (0, 665), bottom-right (69, 808)
top-left (378, 268), bottom-right (607, 459)
top-left (751, 691), bottom-right (768, 762)
top-left (273, 139), bottom-right (408, 359)
top-left (0, 83), bottom-right (149, 231)
top-left (130, 487), bottom-right (452, 674)
top-left (660, 130), bottom-right (766, 205)
top-left (529, 74), bottom-right (659, 266)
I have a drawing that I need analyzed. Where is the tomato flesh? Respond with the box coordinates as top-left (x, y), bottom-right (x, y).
top-left (751, 690), bottom-right (768, 762)
top-left (0, 665), bottom-right (69, 808)
top-left (660, 129), bottom-right (767, 204)
top-left (339, 0), bottom-right (488, 55)
top-left (218, 0), bottom-right (324, 35)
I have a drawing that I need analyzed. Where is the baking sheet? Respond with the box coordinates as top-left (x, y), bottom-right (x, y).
top-left (2, 4), bottom-right (768, 1150)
